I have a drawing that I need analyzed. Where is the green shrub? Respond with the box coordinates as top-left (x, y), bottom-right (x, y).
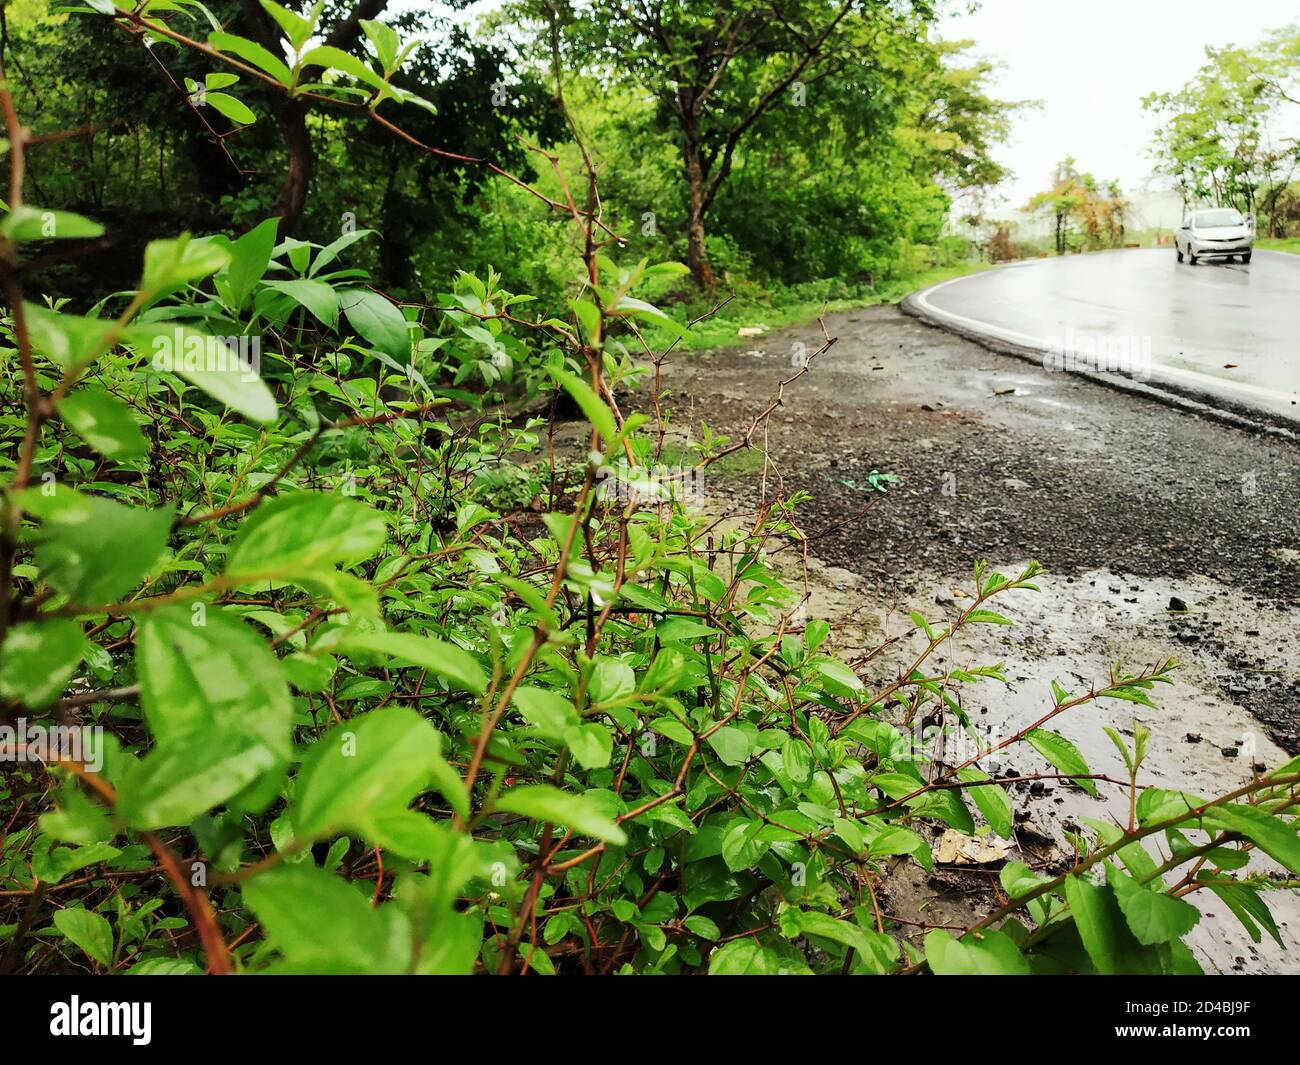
top-left (1, 6), bottom-right (1296, 978)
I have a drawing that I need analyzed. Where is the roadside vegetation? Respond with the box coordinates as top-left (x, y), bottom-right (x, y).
top-left (1, 2), bottom-right (1299, 978)
top-left (1144, 22), bottom-right (1300, 238)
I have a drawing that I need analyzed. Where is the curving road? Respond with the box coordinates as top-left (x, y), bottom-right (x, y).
top-left (906, 248), bottom-right (1300, 426)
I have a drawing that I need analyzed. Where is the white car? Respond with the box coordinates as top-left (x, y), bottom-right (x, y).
top-left (1176, 208), bottom-right (1254, 265)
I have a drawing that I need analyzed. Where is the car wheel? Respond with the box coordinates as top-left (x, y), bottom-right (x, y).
top-left (1188, 253), bottom-right (1198, 266)
top-left (1176, 245), bottom-right (1184, 262)
top-left (1243, 252), bottom-right (1252, 264)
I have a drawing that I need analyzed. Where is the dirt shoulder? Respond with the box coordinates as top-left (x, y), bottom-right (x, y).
top-left (641, 303), bottom-right (1300, 973)
top-left (657, 304), bottom-right (1300, 752)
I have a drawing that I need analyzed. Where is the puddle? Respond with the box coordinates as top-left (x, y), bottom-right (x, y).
top-left (797, 554), bottom-right (1300, 973)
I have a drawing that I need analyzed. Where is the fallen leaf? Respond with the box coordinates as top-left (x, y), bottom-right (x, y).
top-left (934, 829), bottom-right (1013, 866)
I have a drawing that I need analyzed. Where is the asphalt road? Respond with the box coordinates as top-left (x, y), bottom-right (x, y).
top-left (908, 248), bottom-right (1300, 426)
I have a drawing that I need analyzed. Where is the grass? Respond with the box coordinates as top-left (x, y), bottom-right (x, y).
top-left (640, 259), bottom-right (992, 352)
top-left (1257, 237), bottom-right (1300, 254)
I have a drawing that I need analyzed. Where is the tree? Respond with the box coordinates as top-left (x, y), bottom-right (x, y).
top-left (547, 0), bottom-right (935, 291)
top-left (1024, 158), bottom-right (1126, 254)
top-left (906, 39), bottom-right (1033, 206)
top-left (1143, 34), bottom-right (1299, 234)
top-left (4, 0), bottom-right (560, 296)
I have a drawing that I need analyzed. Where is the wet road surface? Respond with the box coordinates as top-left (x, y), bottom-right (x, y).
top-left (909, 249), bottom-right (1300, 425)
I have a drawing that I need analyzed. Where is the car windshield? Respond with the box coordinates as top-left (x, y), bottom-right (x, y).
top-left (1194, 210), bottom-right (1244, 228)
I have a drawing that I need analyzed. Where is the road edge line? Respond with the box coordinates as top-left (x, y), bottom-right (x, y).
top-left (900, 277), bottom-right (1299, 443)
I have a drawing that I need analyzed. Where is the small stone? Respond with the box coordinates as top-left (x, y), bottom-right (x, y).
top-left (1169, 596), bottom-right (1188, 611)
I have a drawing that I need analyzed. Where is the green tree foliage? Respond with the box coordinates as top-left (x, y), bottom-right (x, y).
top-left (2, 0), bottom-right (563, 299)
top-left (1144, 25), bottom-right (1300, 235)
top-left (539, 0), bottom-right (978, 290)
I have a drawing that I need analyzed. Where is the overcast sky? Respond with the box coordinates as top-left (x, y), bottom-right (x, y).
top-left (938, 0), bottom-right (1300, 209)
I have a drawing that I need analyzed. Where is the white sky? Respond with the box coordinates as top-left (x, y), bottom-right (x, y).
top-left (938, 0), bottom-right (1299, 210)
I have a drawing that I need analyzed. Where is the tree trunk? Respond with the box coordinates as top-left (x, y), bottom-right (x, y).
top-left (683, 139), bottom-right (715, 293)
top-left (238, 0), bottom-right (387, 236)
top-left (269, 95), bottom-right (313, 234)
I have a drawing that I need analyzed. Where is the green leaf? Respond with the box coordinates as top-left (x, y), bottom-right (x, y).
top-left (117, 728), bottom-right (279, 829)
top-left (1106, 865), bottom-right (1200, 945)
top-left (1024, 728), bottom-right (1097, 796)
top-left (683, 915), bottom-right (720, 941)
top-left (307, 228), bottom-right (375, 277)
top-left (53, 908), bottom-right (113, 968)
top-left (56, 390), bottom-right (148, 460)
top-left (511, 686), bottom-right (574, 734)
top-left (548, 366), bottom-right (617, 446)
top-left (360, 18), bottom-right (399, 70)
top-left (137, 605), bottom-right (292, 758)
top-left (564, 722), bottom-right (613, 770)
top-left (964, 609), bottom-right (1014, 626)
top-left (242, 863), bottom-right (409, 974)
top-left (40, 785), bottom-right (113, 845)
top-left (225, 494), bottom-right (387, 580)
top-left (611, 295), bottom-right (688, 338)
top-left (567, 299), bottom-right (600, 344)
top-left (21, 303), bottom-right (117, 371)
top-left (15, 487), bottom-right (172, 606)
top-left (220, 217), bottom-right (278, 312)
top-left (781, 909), bottom-right (898, 973)
top-left (1208, 882), bottom-right (1284, 948)
top-left (0, 619), bottom-right (85, 708)
top-left (495, 784), bottom-right (626, 845)
top-left (721, 817), bottom-right (769, 871)
top-left (330, 629), bottom-right (486, 696)
top-left (1064, 874), bottom-right (1148, 974)
top-left (957, 766), bottom-right (1013, 838)
top-left (259, 0), bottom-right (317, 49)
top-left (811, 656), bottom-right (863, 692)
top-left (999, 861), bottom-right (1047, 898)
top-left (706, 726), bottom-right (754, 767)
top-left (589, 657), bottom-right (635, 703)
top-left (924, 929), bottom-right (1029, 975)
top-left (292, 706), bottom-right (443, 841)
top-left (125, 958), bottom-right (201, 975)
top-left (299, 45), bottom-right (386, 90)
top-left (1205, 802), bottom-right (1300, 874)
top-left (124, 322), bottom-right (277, 424)
top-left (1, 206), bottom-right (104, 242)
top-left (782, 737), bottom-right (813, 786)
top-left (140, 235), bottom-right (230, 296)
top-left (1103, 726), bottom-right (1135, 773)
top-left (209, 31), bottom-right (293, 84)
top-left (707, 938), bottom-right (787, 975)
top-left (339, 288), bottom-right (411, 360)
top-left (264, 278), bottom-right (339, 328)
top-left (1136, 788), bottom-right (1206, 825)
top-left (32, 841), bottom-right (121, 886)
top-left (204, 91), bottom-right (257, 125)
